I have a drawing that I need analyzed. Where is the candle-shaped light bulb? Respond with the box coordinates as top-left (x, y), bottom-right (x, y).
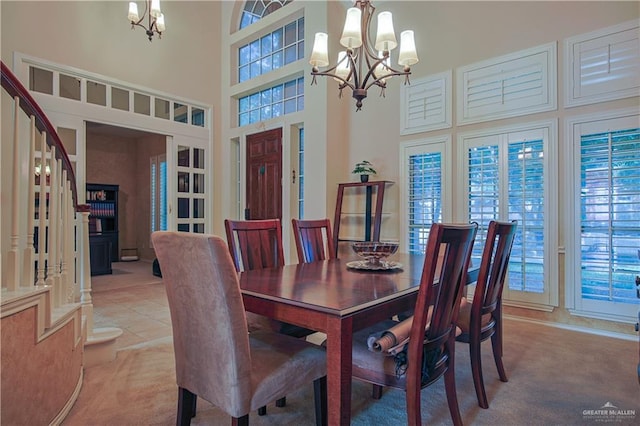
top-left (156, 13), bottom-right (165, 32)
top-left (310, 33), bottom-right (329, 67)
top-left (128, 2), bottom-right (139, 21)
top-left (150, 0), bottom-right (162, 18)
top-left (340, 7), bottom-right (362, 49)
top-left (334, 51), bottom-right (350, 82)
top-left (398, 30), bottom-right (419, 66)
top-left (375, 11), bottom-right (397, 52)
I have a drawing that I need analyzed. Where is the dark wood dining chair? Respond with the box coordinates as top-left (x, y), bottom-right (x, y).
top-left (455, 220), bottom-right (518, 409)
top-left (224, 218), bottom-right (285, 272)
top-left (351, 223), bottom-right (477, 426)
top-left (292, 218), bottom-right (336, 263)
top-left (224, 218), bottom-right (316, 414)
top-left (151, 231), bottom-right (327, 426)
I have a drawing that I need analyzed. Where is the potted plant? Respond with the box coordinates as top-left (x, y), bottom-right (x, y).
top-left (352, 160), bottom-right (377, 182)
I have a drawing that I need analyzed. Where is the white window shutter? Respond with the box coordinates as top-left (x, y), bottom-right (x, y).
top-left (400, 71), bottom-right (452, 135)
top-left (564, 20), bottom-right (640, 107)
top-left (457, 43), bottom-right (557, 125)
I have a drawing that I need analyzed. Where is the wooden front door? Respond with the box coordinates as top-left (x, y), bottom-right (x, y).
top-left (246, 128), bottom-right (282, 220)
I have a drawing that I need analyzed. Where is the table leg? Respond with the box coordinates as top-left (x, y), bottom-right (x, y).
top-left (325, 316), bottom-right (353, 426)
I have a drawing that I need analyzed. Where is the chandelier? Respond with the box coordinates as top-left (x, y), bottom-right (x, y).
top-left (128, 0), bottom-right (166, 42)
top-left (309, 0), bottom-right (418, 111)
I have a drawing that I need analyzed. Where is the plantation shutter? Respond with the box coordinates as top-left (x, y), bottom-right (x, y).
top-left (580, 127), bottom-right (640, 304)
top-left (407, 152), bottom-right (443, 254)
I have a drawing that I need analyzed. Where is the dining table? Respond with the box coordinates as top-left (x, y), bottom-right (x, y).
top-left (239, 252), bottom-right (479, 426)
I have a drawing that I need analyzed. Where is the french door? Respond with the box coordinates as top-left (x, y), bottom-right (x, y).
top-left (167, 135), bottom-right (209, 234)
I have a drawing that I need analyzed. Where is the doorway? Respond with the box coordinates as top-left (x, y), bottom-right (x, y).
top-left (245, 128), bottom-right (283, 220)
top-left (85, 122), bottom-right (165, 262)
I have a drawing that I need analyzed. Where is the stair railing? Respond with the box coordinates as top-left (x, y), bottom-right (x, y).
top-left (1, 60), bottom-right (88, 322)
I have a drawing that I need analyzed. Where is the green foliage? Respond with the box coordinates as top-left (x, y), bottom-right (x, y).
top-left (352, 160), bottom-right (377, 175)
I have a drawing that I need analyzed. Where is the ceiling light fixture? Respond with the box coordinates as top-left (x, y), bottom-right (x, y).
top-left (309, 0), bottom-right (419, 111)
top-left (128, 0), bottom-right (166, 42)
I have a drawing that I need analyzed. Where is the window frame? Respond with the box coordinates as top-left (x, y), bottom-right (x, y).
top-left (458, 119), bottom-right (558, 310)
top-left (564, 107), bottom-right (640, 323)
top-left (399, 135), bottom-right (453, 254)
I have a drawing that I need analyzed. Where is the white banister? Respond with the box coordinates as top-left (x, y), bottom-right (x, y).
top-left (52, 157), bottom-right (62, 307)
top-left (7, 96), bottom-right (21, 291)
top-left (36, 132), bottom-right (47, 286)
top-left (22, 116), bottom-right (36, 287)
top-left (45, 146), bottom-right (56, 290)
top-left (80, 210), bottom-right (94, 333)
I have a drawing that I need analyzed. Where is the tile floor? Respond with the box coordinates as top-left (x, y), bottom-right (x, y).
top-left (91, 260), bottom-right (172, 351)
top-left (90, 259), bottom-right (327, 350)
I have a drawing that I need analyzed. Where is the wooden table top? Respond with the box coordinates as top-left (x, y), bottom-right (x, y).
top-left (239, 252), bottom-right (475, 316)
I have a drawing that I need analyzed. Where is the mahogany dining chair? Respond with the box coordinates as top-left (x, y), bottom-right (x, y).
top-left (291, 218), bottom-right (336, 263)
top-left (350, 223), bottom-right (477, 426)
top-left (455, 220), bottom-right (518, 409)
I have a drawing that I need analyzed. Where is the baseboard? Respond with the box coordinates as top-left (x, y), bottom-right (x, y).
top-left (504, 314), bottom-right (637, 342)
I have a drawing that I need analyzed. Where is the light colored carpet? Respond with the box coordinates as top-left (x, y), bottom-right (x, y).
top-left (63, 319), bottom-right (639, 425)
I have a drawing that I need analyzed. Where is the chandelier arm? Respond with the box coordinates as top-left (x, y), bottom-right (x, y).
top-left (363, 65), bottom-right (412, 92)
top-left (130, 0), bottom-right (161, 41)
top-left (131, 0), bottom-right (150, 30)
top-left (310, 68), bottom-right (356, 92)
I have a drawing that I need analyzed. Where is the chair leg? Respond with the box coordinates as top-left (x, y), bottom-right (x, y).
top-left (257, 406), bottom-right (267, 416)
top-left (275, 397), bottom-right (286, 407)
top-left (313, 376), bottom-right (328, 426)
top-left (191, 396), bottom-right (197, 418)
top-left (177, 387), bottom-right (196, 426)
top-left (371, 384), bottom-right (383, 399)
top-left (444, 361), bottom-right (463, 426)
top-left (492, 322), bottom-right (508, 383)
top-left (231, 414), bottom-right (249, 426)
top-left (469, 336), bottom-right (489, 409)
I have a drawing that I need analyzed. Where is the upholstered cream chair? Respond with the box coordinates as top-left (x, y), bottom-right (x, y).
top-left (152, 231), bottom-right (327, 426)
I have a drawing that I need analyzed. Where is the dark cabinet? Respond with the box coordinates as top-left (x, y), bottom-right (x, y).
top-left (89, 235), bottom-right (112, 276)
top-left (87, 183), bottom-right (119, 275)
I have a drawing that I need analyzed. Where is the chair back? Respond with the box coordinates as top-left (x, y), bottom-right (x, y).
top-left (224, 219), bottom-right (285, 272)
top-left (406, 223), bottom-right (477, 388)
top-left (472, 220), bottom-right (518, 324)
top-left (292, 218), bottom-right (336, 263)
top-left (151, 231), bottom-right (253, 414)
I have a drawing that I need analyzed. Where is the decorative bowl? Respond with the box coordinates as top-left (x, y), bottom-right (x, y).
top-left (351, 241), bottom-right (399, 265)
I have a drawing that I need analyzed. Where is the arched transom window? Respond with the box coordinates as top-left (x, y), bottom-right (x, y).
top-left (240, 0), bottom-right (294, 29)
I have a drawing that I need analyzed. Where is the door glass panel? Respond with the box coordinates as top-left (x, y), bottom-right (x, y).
top-left (193, 199), bottom-right (204, 218)
top-left (193, 148), bottom-right (204, 169)
top-left (87, 81), bottom-right (106, 106)
top-left (134, 93), bottom-right (151, 115)
top-left (155, 98), bottom-right (170, 119)
top-left (174, 141), bottom-right (206, 234)
top-left (178, 146), bottom-right (190, 167)
top-left (59, 74), bottom-right (81, 100)
top-left (29, 67), bottom-right (53, 94)
top-left (177, 198), bottom-right (189, 218)
top-left (193, 173), bottom-right (204, 193)
top-left (174, 103), bottom-right (188, 123)
top-left (178, 172), bottom-right (189, 192)
top-left (192, 108), bottom-right (204, 127)
top-left (112, 87), bottom-right (129, 111)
